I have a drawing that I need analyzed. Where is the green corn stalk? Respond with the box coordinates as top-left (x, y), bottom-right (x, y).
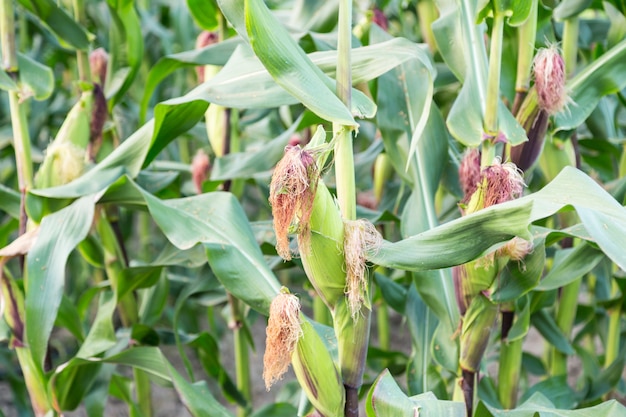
top-left (512, 0), bottom-right (538, 115)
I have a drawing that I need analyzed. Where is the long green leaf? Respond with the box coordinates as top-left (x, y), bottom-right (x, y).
top-left (26, 195), bottom-right (96, 368)
top-left (368, 200), bottom-right (533, 271)
top-left (535, 243), bottom-right (604, 291)
top-left (366, 369), bottom-right (465, 416)
top-left (135, 184), bottom-right (280, 315)
top-left (244, 0), bottom-right (356, 126)
top-left (17, 0), bottom-right (90, 50)
top-left (555, 39), bottom-right (626, 132)
top-left (432, 0), bottom-right (526, 146)
top-left (476, 392), bottom-right (626, 416)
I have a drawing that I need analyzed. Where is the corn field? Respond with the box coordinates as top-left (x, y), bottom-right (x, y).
top-left (2, 0), bottom-right (626, 416)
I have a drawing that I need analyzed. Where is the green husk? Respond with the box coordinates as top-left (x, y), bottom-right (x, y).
top-left (459, 293), bottom-right (498, 373)
top-left (299, 181), bottom-right (346, 310)
top-left (34, 90), bottom-right (93, 189)
top-left (291, 319), bottom-right (345, 417)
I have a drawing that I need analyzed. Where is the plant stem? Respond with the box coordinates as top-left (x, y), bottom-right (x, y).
top-left (551, 275), bottom-right (580, 375)
top-left (484, 12), bottom-right (505, 137)
top-left (133, 367), bottom-right (152, 417)
top-left (72, 0), bottom-right (91, 83)
top-left (2, 0), bottom-right (33, 236)
top-left (562, 17), bottom-right (579, 77)
top-left (498, 309), bottom-right (523, 409)
top-left (605, 279), bottom-right (620, 368)
top-left (228, 293), bottom-right (251, 417)
top-left (512, 0), bottom-right (537, 115)
top-left (377, 302), bottom-right (390, 351)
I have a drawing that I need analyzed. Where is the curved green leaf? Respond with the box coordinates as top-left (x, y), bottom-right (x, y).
top-left (368, 200), bottom-right (533, 271)
top-left (432, 0), bottom-right (526, 146)
top-left (50, 347), bottom-right (232, 417)
top-left (17, 54), bottom-right (53, 101)
top-left (366, 369), bottom-right (464, 416)
top-left (244, 0), bottom-right (356, 126)
top-left (535, 243), bottom-right (604, 291)
top-left (140, 37), bottom-right (242, 121)
top-left (477, 392), bottom-right (626, 416)
top-left (26, 195), bottom-right (96, 368)
top-left (555, 39), bottom-right (626, 133)
top-left (186, 0), bottom-right (219, 30)
top-left (135, 184), bottom-right (280, 315)
top-left (17, 0), bottom-right (91, 50)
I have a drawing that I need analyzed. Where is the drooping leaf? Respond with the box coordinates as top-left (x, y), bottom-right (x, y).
top-left (16, 0), bottom-right (91, 50)
top-left (186, 0), bottom-right (219, 30)
top-left (366, 369), bottom-right (465, 416)
top-left (244, 0), bottom-right (357, 126)
top-left (368, 200), bottom-right (533, 271)
top-left (17, 54), bottom-right (54, 101)
top-left (535, 243), bottom-right (604, 291)
top-left (532, 310), bottom-right (575, 355)
top-left (135, 183), bottom-right (280, 315)
top-left (25, 195), bottom-right (96, 368)
top-left (476, 392), bottom-right (626, 416)
top-left (555, 39), bottom-right (626, 132)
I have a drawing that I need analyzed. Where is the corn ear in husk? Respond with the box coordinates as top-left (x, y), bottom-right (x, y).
top-left (35, 90), bottom-right (93, 188)
top-left (459, 293), bottom-right (498, 373)
top-left (292, 319), bottom-right (345, 417)
top-left (299, 180), bottom-right (346, 310)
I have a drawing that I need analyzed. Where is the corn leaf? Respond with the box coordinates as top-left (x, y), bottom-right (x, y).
top-left (432, 0), bottom-right (526, 146)
top-left (17, 54), bottom-right (54, 101)
top-left (476, 392), bottom-right (626, 416)
top-left (25, 195), bottom-right (96, 369)
top-left (244, 0), bottom-right (356, 126)
top-left (106, 0), bottom-right (144, 108)
top-left (535, 243), bottom-right (604, 291)
top-left (186, 0), bottom-right (219, 30)
top-left (50, 347), bottom-right (232, 417)
top-left (555, 39), bottom-right (626, 133)
top-left (366, 369), bottom-right (465, 416)
top-left (135, 184), bottom-right (280, 315)
top-left (16, 0), bottom-right (90, 50)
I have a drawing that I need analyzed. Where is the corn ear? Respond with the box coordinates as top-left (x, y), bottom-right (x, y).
top-left (34, 90), bottom-right (93, 188)
top-left (292, 319), bottom-right (345, 417)
top-left (373, 153), bottom-right (393, 205)
top-left (459, 293), bottom-right (498, 373)
top-left (299, 180), bottom-right (346, 310)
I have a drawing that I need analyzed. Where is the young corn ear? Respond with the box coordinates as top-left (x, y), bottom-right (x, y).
top-left (298, 180), bottom-right (346, 309)
top-left (291, 320), bottom-right (345, 416)
top-left (269, 146), bottom-right (319, 261)
top-left (263, 288), bottom-right (303, 390)
top-left (343, 219), bottom-right (382, 320)
top-left (34, 90), bottom-right (93, 188)
top-left (459, 293), bottom-right (498, 373)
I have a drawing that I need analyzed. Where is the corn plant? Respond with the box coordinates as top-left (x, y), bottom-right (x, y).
top-left (2, 0), bottom-right (626, 417)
